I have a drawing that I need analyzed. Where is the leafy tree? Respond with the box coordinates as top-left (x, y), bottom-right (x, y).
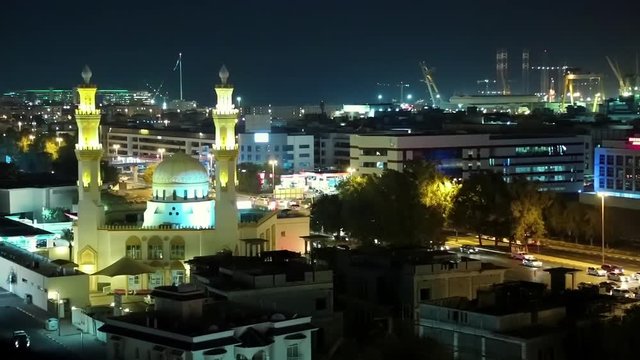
top-left (237, 162), bottom-right (263, 194)
top-left (508, 178), bottom-right (551, 249)
top-left (450, 172), bottom-right (511, 246)
top-left (142, 163), bottom-right (158, 185)
top-left (310, 194), bottom-right (343, 234)
top-left (51, 141), bottom-right (78, 179)
top-left (43, 138), bottom-right (61, 160)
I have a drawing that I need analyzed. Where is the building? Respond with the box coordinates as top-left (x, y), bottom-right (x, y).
top-left (100, 284), bottom-right (315, 360)
top-left (350, 132), bottom-right (590, 192)
top-left (316, 248), bottom-right (506, 323)
top-left (189, 251), bottom-right (340, 349)
top-left (0, 184), bottom-right (77, 221)
top-left (72, 66), bottom-right (310, 294)
top-left (0, 241), bottom-right (89, 312)
top-left (2, 89), bottom-right (153, 105)
top-left (238, 132), bottom-right (314, 172)
top-left (104, 126), bottom-right (216, 161)
top-left (314, 132), bottom-right (351, 170)
top-left (593, 138), bottom-right (640, 199)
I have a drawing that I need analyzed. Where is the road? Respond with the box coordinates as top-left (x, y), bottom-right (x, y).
top-left (446, 236), bottom-right (640, 291)
top-left (0, 292), bottom-right (81, 360)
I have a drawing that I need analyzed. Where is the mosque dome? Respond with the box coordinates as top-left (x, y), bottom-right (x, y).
top-left (153, 152), bottom-right (209, 185)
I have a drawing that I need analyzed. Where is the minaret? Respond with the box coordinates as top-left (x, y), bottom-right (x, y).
top-left (74, 65), bottom-right (104, 268)
top-left (212, 65), bottom-right (239, 243)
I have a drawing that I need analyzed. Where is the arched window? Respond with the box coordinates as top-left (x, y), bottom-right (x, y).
top-left (236, 355), bottom-right (248, 360)
top-left (172, 190), bottom-right (177, 201)
top-left (148, 236), bottom-right (163, 260)
top-left (170, 237), bottom-right (185, 260)
top-left (252, 351), bottom-right (266, 360)
top-left (125, 237), bottom-right (142, 260)
top-left (184, 189), bottom-right (188, 199)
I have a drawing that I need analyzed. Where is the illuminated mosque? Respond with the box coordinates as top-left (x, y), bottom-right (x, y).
top-left (72, 66), bottom-right (309, 292)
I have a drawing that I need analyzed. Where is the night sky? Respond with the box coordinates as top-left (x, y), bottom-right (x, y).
top-left (1, 0), bottom-right (638, 105)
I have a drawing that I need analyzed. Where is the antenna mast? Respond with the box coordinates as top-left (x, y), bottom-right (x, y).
top-left (173, 53), bottom-right (183, 100)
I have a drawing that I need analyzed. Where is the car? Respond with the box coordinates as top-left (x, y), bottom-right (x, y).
top-left (587, 267), bottom-right (607, 277)
top-left (511, 252), bottom-right (528, 260)
top-left (612, 288), bottom-right (636, 299)
top-left (11, 330), bottom-right (30, 350)
top-left (633, 272), bottom-right (640, 281)
top-left (522, 257), bottom-right (543, 268)
top-left (607, 272), bottom-right (630, 282)
top-left (577, 282), bottom-right (598, 291)
top-left (460, 245), bottom-right (478, 254)
top-left (602, 264), bottom-right (624, 274)
top-left (599, 281), bottom-right (617, 295)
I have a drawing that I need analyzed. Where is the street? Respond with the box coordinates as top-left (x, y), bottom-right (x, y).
top-left (447, 235), bottom-right (640, 291)
top-left (0, 289), bottom-right (105, 360)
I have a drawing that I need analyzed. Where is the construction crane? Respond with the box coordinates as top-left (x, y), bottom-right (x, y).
top-left (419, 61), bottom-right (442, 107)
top-left (606, 56), bottom-right (636, 97)
top-left (606, 56), bottom-right (632, 96)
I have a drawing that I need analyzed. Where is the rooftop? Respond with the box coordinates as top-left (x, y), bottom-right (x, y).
top-left (0, 217), bottom-right (53, 237)
top-left (0, 241), bottom-right (85, 278)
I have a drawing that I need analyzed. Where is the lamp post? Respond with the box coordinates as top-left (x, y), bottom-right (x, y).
top-left (158, 148), bottom-right (165, 161)
top-left (55, 290), bottom-right (61, 337)
top-left (112, 144), bottom-right (120, 160)
top-left (268, 159), bottom-right (278, 191)
top-left (56, 137), bottom-right (62, 147)
top-left (598, 193), bottom-right (607, 265)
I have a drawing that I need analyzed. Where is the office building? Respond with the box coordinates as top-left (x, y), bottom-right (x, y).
top-left (350, 132), bottom-right (590, 192)
top-left (238, 132), bottom-right (314, 172)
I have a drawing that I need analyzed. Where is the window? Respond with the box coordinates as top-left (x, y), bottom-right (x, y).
top-left (148, 272), bottom-right (164, 289)
top-left (247, 145), bottom-right (252, 152)
top-left (299, 144), bottom-right (310, 149)
top-left (284, 145), bottom-right (294, 151)
top-left (148, 238), bottom-right (163, 260)
top-left (171, 270), bottom-right (185, 285)
top-left (256, 155), bottom-right (261, 161)
top-left (315, 297), bottom-right (327, 310)
top-left (126, 244), bottom-right (141, 260)
top-left (240, 145), bottom-right (244, 151)
top-left (299, 153), bottom-right (310, 158)
top-left (287, 344), bottom-right (300, 360)
top-left (255, 145), bottom-right (261, 152)
top-left (275, 145), bottom-right (280, 151)
top-left (170, 242), bottom-right (185, 260)
top-left (419, 288), bottom-right (431, 301)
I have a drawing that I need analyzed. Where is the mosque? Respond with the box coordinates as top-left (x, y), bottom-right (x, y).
top-left (72, 66), bottom-right (309, 292)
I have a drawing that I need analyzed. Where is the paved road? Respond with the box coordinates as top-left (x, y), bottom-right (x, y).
top-left (447, 239), bottom-right (640, 291)
top-left (0, 292), bottom-right (80, 360)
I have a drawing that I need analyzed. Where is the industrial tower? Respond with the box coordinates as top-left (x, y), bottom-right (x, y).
top-left (496, 49), bottom-right (510, 95)
top-left (212, 65), bottom-right (239, 242)
top-left (74, 65), bottom-right (105, 271)
top-left (522, 49), bottom-right (530, 94)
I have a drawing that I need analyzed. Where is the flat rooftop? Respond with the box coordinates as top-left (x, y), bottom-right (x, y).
top-left (0, 241), bottom-right (85, 278)
top-left (0, 217), bottom-right (53, 237)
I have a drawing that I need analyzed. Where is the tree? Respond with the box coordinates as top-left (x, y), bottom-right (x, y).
top-left (142, 163), bottom-right (158, 185)
top-left (43, 138), bottom-right (61, 160)
top-left (237, 162), bottom-right (263, 194)
top-left (450, 172), bottom-right (511, 246)
top-left (310, 194), bottom-right (342, 234)
top-left (508, 178), bottom-right (551, 249)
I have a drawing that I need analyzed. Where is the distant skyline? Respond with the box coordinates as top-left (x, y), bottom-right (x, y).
top-left (1, 0), bottom-right (638, 105)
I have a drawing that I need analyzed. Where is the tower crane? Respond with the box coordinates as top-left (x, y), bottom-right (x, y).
top-left (606, 56), bottom-right (632, 96)
top-left (419, 61), bottom-right (442, 108)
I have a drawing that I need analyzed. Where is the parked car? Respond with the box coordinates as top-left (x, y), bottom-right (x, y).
top-left (460, 245), bottom-right (478, 254)
top-left (602, 264), bottom-right (624, 274)
top-left (607, 272), bottom-right (630, 282)
top-left (587, 267), bottom-right (607, 277)
top-left (599, 281), bottom-right (617, 295)
top-left (511, 252), bottom-right (528, 260)
top-left (577, 282), bottom-right (598, 291)
top-left (612, 288), bottom-right (635, 299)
top-left (522, 257), bottom-right (543, 268)
top-left (11, 330), bottom-right (30, 350)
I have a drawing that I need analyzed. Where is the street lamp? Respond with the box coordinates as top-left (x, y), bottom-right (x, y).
top-left (377, 94), bottom-right (383, 101)
top-left (268, 159), bottom-right (278, 191)
top-left (236, 96), bottom-right (242, 107)
top-left (407, 94), bottom-right (413, 101)
top-left (598, 192), bottom-right (607, 265)
top-left (158, 148), bottom-right (165, 161)
top-left (56, 137), bottom-right (62, 147)
top-left (112, 144), bottom-right (120, 159)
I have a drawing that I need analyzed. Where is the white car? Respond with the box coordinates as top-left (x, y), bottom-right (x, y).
top-left (587, 267), bottom-right (607, 277)
top-left (608, 272), bottom-right (630, 282)
top-left (612, 288), bottom-right (635, 299)
top-left (522, 257), bottom-right (543, 268)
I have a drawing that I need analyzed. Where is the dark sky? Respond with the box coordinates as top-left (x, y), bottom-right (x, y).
top-left (1, 0), bottom-right (638, 105)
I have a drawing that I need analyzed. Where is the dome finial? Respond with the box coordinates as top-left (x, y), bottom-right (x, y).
top-left (81, 65), bottom-right (92, 84)
top-left (219, 65), bottom-right (229, 85)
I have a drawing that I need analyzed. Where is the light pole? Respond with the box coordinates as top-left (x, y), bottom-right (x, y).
top-left (55, 290), bottom-right (61, 337)
top-left (236, 96), bottom-right (242, 107)
top-left (268, 159), bottom-right (278, 191)
top-left (377, 94), bottom-right (383, 101)
top-left (598, 193), bottom-right (607, 265)
top-left (158, 148), bottom-right (165, 161)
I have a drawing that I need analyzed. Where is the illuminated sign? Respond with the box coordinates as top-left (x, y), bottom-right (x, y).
top-left (629, 137), bottom-right (640, 145)
top-left (254, 132), bottom-right (269, 143)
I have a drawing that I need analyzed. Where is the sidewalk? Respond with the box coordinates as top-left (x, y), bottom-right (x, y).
top-left (14, 298), bottom-right (106, 360)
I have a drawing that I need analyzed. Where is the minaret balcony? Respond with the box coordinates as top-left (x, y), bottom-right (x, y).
top-left (75, 110), bottom-right (101, 116)
top-left (76, 144), bottom-right (104, 151)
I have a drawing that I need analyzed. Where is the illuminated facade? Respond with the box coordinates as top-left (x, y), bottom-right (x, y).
top-left (594, 138), bottom-right (640, 198)
top-left (73, 66), bottom-right (310, 293)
